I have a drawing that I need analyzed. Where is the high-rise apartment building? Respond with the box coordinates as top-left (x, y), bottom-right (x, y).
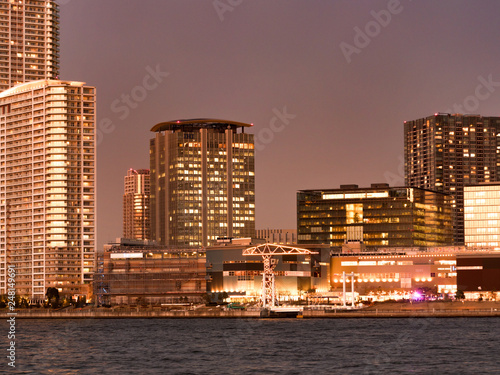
top-left (0, 0), bottom-right (60, 91)
top-left (0, 80), bottom-right (96, 301)
top-left (464, 182), bottom-right (500, 250)
top-left (123, 168), bottom-right (150, 240)
top-left (404, 113), bottom-right (500, 244)
top-left (297, 184), bottom-right (453, 248)
top-left (150, 119), bottom-right (255, 248)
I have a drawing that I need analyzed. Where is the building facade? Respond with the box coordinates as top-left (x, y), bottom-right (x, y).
top-left (457, 253), bottom-right (500, 296)
top-left (123, 168), bottom-right (150, 240)
top-left (464, 183), bottom-right (500, 250)
top-left (96, 240), bottom-right (206, 305)
top-left (150, 119), bottom-right (255, 248)
top-left (331, 251), bottom-right (458, 297)
top-left (404, 113), bottom-right (500, 244)
top-left (0, 80), bottom-right (96, 301)
top-left (206, 239), bottom-right (331, 301)
top-left (255, 229), bottom-right (297, 245)
top-left (0, 0), bottom-right (60, 91)
top-left (297, 184), bottom-right (453, 248)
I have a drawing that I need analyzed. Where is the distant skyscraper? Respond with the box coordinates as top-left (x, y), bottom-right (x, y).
top-left (0, 0), bottom-right (60, 91)
top-left (123, 168), bottom-right (150, 241)
top-left (0, 80), bottom-right (96, 301)
top-left (404, 113), bottom-right (500, 244)
top-left (150, 119), bottom-right (255, 248)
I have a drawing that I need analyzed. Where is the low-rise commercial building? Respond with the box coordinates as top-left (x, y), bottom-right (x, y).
top-left (96, 240), bottom-right (206, 305)
top-left (331, 251), bottom-right (459, 299)
top-left (206, 239), bottom-right (331, 301)
top-left (457, 253), bottom-right (500, 299)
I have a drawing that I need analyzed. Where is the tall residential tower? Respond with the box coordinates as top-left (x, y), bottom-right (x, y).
top-left (404, 113), bottom-right (500, 244)
top-left (150, 119), bottom-right (255, 248)
top-left (0, 80), bottom-right (96, 301)
top-left (123, 168), bottom-right (150, 240)
top-left (0, 0), bottom-right (60, 91)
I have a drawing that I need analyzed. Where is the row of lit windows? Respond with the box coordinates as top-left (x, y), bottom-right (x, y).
top-left (466, 220), bottom-right (499, 227)
top-left (464, 206), bottom-right (500, 213)
top-left (323, 192), bottom-right (391, 200)
top-left (465, 198), bottom-right (500, 205)
top-left (465, 212), bottom-right (500, 219)
top-left (466, 234), bottom-right (500, 242)
top-left (465, 186), bottom-right (500, 192)
top-left (465, 225), bottom-right (500, 233)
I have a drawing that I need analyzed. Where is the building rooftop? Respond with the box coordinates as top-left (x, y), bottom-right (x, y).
top-left (0, 80), bottom-right (86, 98)
top-left (465, 181), bottom-right (500, 187)
top-left (151, 118), bottom-right (253, 133)
top-left (298, 184), bottom-right (449, 196)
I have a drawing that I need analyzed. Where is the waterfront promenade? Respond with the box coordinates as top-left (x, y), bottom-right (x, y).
top-left (6, 301), bottom-right (500, 319)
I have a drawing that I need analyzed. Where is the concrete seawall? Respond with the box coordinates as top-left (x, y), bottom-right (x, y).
top-left (5, 307), bottom-right (500, 319)
top-left (302, 308), bottom-right (500, 318)
top-left (8, 309), bottom-right (262, 319)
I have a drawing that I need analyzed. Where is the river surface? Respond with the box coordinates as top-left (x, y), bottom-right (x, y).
top-left (2, 317), bottom-right (499, 374)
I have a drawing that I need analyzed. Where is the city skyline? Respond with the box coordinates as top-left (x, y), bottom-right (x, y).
top-left (3, 2), bottom-right (500, 374)
top-left (57, 1), bottom-right (500, 249)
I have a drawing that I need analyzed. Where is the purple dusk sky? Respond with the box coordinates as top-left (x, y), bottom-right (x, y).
top-left (59, 0), bottom-right (500, 249)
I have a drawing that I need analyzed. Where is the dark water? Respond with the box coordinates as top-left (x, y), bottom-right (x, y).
top-left (2, 317), bottom-right (500, 374)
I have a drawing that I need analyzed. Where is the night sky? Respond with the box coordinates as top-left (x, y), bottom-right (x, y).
top-left (58, 0), bottom-right (500, 249)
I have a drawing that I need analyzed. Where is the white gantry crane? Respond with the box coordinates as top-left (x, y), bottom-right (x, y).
top-left (242, 243), bottom-right (318, 308)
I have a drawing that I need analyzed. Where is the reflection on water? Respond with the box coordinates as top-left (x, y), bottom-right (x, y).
top-left (4, 317), bottom-right (499, 374)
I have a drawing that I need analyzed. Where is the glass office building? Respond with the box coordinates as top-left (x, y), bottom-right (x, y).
top-left (464, 183), bottom-right (500, 250)
top-left (150, 119), bottom-right (255, 248)
top-left (297, 184), bottom-right (453, 248)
